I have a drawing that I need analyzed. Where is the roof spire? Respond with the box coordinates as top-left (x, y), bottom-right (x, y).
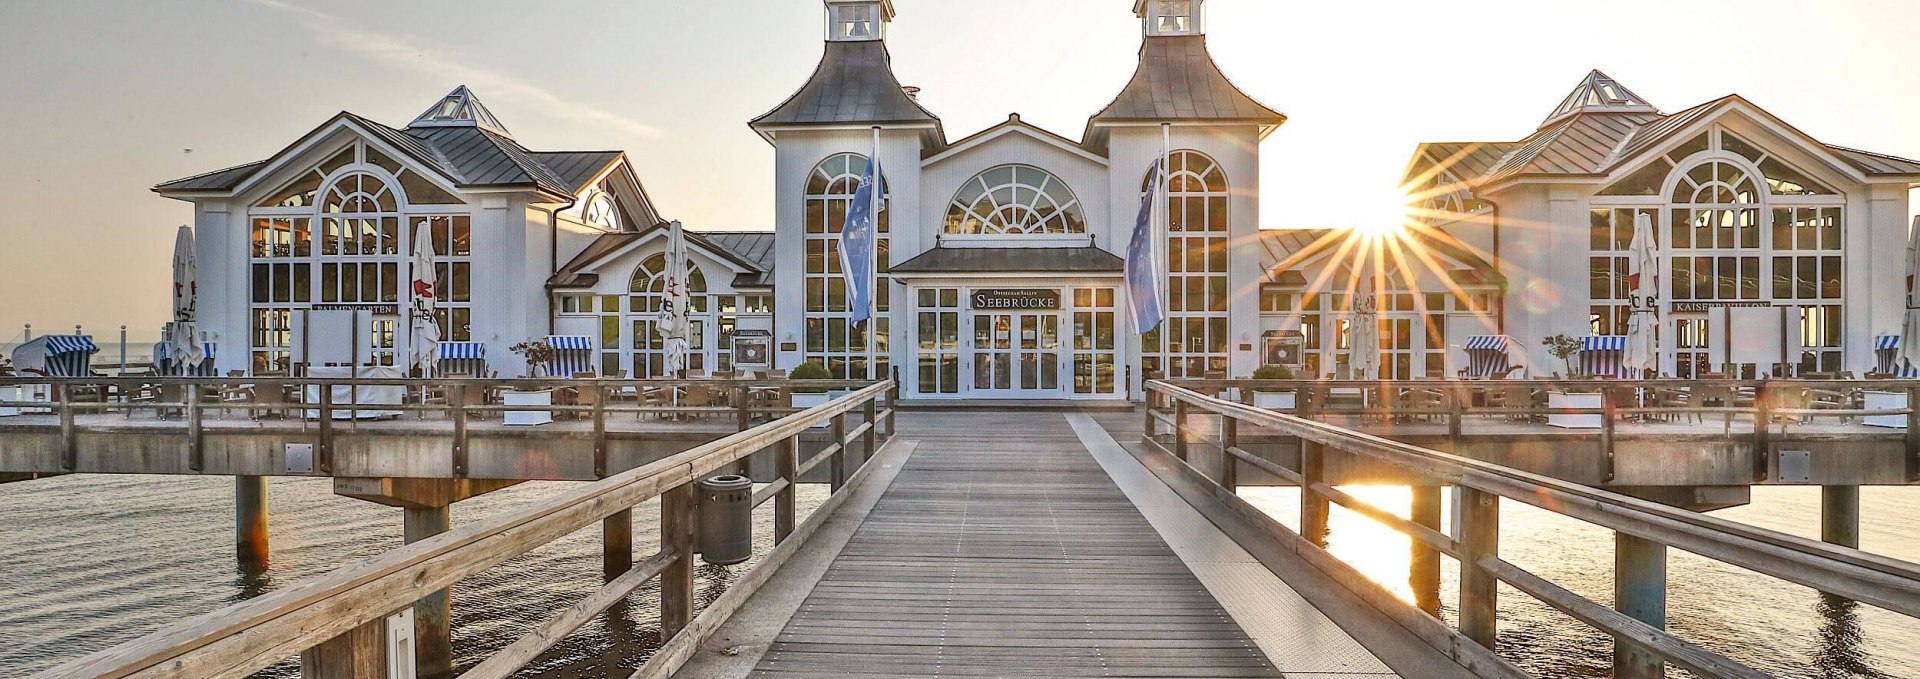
top-left (409, 86), bottom-right (511, 137)
top-left (1541, 70), bottom-right (1658, 127)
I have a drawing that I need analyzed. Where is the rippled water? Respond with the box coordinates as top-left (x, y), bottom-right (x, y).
top-left (1242, 485), bottom-right (1920, 678)
top-left (0, 474), bottom-right (825, 678)
top-left (3, 474), bottom-right (1918, 677)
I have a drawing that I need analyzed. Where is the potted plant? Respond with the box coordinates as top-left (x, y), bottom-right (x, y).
top-left (787, 361), bottom-right (835, 426)
top-left (504, 341), bottom-right (555, 426)
top-left (1249, 364), bottom-right (1297, 410)
top-left (1541, 334), bottom-right (1602, 429)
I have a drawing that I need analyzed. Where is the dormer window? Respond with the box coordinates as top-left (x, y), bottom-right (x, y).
top-left (825, 1), bottom-right (890, 42)
top-left (1140, 0), bottom-right (1203, 36)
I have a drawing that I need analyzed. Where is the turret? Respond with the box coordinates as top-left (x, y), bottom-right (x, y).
top-left (1136, 0), bottom-right (1204, 37)
top-left (825, 0), bottom-right (893, 42)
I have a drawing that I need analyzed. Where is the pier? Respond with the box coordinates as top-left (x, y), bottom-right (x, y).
top-left (8, 375), bottom-right (1920, 678)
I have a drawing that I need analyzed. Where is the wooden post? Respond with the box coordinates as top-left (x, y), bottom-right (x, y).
top-left (863, 398), bottom-right (878, 469)
top-left (187, 382), bottom-right (204, 472)
top-left (830, 412), bottom-right (848, 493)
top-left (317, 381), bottom-right (334, 474)
top-left (451, 386), bottom-right (468, 478)
top-left (1613, 532), bottom-right (1668, 679)
top-left (1173, 399), bottom-right (1189, 462)
top-left (57, 383), bottom-right (75, 471)
top-left (300, 617), bottom-right (389, 679)
top-left (1300, 439), bottom-right (1329, 548)
top-left (1220, 415), bottom-right (1238, 493)
top-left (776, 435), bottom-right (797, 543)
top-left (236, 476), bottom-right (270, 568)
top-left (604, 508), bottom-right (633, 581)
top-left (885, 374), bottom-right (899, 437)
top-left (592, 384), bottom-right (609, 478)
top-left (1600, 389), bottom-right (1616, 483)
top-left (1409, 483), bottom-right (1442, 617)
top-left (403, 506), bottom-right (451, 679)
top-left (1753, 383), bottom-right (1773, 482)
top-left (1446, 387), bottom-right (1463, 443)
top-left (1906, 384), bottom-right (1920, 482)
top-left (1142, 387), bottom-right (1157, 441)
top-left (735, 385), bottom-right (750, 432)
top-left (1821, 485), bottom-right (1861, 549)
top-left (1458, 486), bottom-right (1500, 650)
top-left (660, 484), bottom-right (695, 638)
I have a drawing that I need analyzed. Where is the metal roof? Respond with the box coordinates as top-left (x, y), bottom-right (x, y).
top-left (1258, 228), bottom-right (1501, 287)
top-left (156, 90), bottom-right (622, 197)
top-left (889, 247), bottom-right (1123, 274)
top-left (550, 228), bottom-right (776, 289)
top-left (1828, 145), bottom-right (1920, 175)
top-left (1409, 142), bottom-right (1516, 186)
top-left (407, 85), bottom-right (511, 136)
top-left (1087, 35), bottom-right (1284, 135)
top-left (1540, 70), bottom-right (1659, 128)
top-left (751, 40), bottom-right (941, 129)
top-left (1480, 111), bottom-right (1660, 184)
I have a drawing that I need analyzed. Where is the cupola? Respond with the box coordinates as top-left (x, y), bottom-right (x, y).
top-left (825, 0), bottom-right (893, 42)
top-left (1136, 0), bottom-right (1204, 37)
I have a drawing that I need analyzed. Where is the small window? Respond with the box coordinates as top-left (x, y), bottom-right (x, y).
top-left (836, 4), bottom-right (875, 39)
top-left (1154, 0), bottom-right (1192, 33)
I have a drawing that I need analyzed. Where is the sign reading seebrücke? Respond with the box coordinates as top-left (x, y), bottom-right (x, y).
top-left (971, 289), bottom-right (1061, 310)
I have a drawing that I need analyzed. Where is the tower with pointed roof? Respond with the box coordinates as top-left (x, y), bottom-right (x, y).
top-left (1539, 70), bottom-right (1659, 127)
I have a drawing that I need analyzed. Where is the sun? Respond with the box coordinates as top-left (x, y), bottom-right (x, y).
top-left (1347, 186), bottom-right (1418, 237)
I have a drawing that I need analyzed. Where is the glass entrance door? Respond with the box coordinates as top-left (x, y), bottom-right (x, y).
top-left (971, 312), bottom-right (1061, 396)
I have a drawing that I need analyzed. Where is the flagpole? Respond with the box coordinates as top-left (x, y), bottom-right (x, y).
top-left (1159, 123), bottom-right (1172, 329)
top-left (870, 126), bottom-right (881, 370)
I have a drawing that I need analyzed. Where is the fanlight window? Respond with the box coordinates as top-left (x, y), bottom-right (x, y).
top-left (584, 192), bottom-right (619, 230)
top-left (945, 165), bottom-right (1086, 235)
top-left (1671, 160), bottom-right (1758, 205)
top-left (323, 172), bottom-right (399, 213)
top-left (629, 253), bottom-right (707, 313)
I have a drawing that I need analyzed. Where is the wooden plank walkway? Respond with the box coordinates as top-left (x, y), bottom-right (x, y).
top-left (748, 412), bottom-right (1282, 678)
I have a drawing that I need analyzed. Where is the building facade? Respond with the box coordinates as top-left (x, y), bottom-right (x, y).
top-left (155, 5), bottom-right (1920, 395)
top-left (1405, 71), bottom-right (1920, 378)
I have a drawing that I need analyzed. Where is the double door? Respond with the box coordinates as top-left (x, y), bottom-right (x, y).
top-left (972, 312), bottom-right (1061, 395)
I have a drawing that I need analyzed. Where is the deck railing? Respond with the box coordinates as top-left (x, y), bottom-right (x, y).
top-left (0, 375), bottom-right (892, 477)
top-left (1156, 377), bottom-right (1920, 482)
top-left (1145, 379), bottom-right (1920, 679)
top-left (30, 380), bottom-right (898, 679)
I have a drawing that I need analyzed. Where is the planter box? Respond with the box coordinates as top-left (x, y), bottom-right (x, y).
top-left (1547, 390), bottom-right (1604, 429)
top-left (1865, 391), bottom-right (1908, 429)
top-left (504, 389), bottom-right (554, 427)
top-left (1252, 390), bottom-right (1296, 411)
top-left (791, 390), bottom-right (850, 428)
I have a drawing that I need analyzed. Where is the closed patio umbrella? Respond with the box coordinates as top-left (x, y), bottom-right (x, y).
top-left (1350, 294), bottom-right (1380, 380)
top-left (409, 225), bottom-right (440, 374)
top-left (1902, 216), bottom-right (1920, 374)
top-left (659, 220), bottom-right (692, 377)
top-left (1624, 212), bottom-right (1660, 376)
top-left (169, 226), bottom-right (204, 372)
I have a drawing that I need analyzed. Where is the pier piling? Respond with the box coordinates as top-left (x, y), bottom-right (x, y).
top-left (403, 505), bottom-right (451, 679)
top-left (1821, 485), bottom-right (1861, 549)
top-left (1613, 532), bottom-right (1668, 678)
top-left (1409, 484), bottom-right (1441, 616)
top-left (604, 509), bottom-right (634, 580)
top-left (1458, 487), bottom-right (1499, 649)
top-left (235, 475), bottom-right (269, 567)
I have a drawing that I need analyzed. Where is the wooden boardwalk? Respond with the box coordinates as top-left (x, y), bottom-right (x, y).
top-left (747, 413), bottom-right (1283, 678)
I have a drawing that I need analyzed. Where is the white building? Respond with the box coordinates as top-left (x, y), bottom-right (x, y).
top-left (1402, 71), bottom-right (1920, 378)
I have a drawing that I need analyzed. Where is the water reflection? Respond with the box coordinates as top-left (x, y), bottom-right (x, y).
top-left (1815, 594), bottom-right (1887, 679)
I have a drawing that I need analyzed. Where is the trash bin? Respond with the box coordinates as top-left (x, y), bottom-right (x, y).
top-left (696, 474), bottom-right (754, 565)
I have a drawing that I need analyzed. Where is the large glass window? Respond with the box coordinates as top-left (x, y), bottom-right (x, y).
top-left (1071, 288), bottom-right (1118, 395)
top-left (914, 288), bottom-right (961, 395)
top-left (944, 165), bottom-right (1086, 235)
top-left (1142, 150), bottom-right (1229, 379)
top-left (1588, 208), bottom-right (1655, 335)
top-left (805, 153), bottom-right (890, 379)
top-left (246, 140), bottom-right (470, 373)
top-left (627, 253), bottom-right (709, 377)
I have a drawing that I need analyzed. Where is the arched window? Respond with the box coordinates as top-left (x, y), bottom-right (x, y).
top-left (1142, 150), bottom-right (1230, 380)
top-left (627, 252), bottom-right (709, 377)
top-left (944, 165), bottom-right (1086, 235)
top-left (583, 191), bottom-right (620, 230)
top-left (803, 152), bottom-right (889, 380)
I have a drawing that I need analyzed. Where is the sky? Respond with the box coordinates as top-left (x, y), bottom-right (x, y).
top-left (3, 0), bottom-right (1919, 340)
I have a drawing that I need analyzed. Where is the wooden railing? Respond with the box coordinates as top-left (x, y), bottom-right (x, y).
top-left (0, 375), bottom-right (890, 477)
top-left (1144, 379), bottom-right (1920, 679)
top-left (1156, 377), bottom-right (1920, 482)
top-left (31, 380), bottom-right (898, 679)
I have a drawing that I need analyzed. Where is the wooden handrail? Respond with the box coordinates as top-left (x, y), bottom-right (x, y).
top-left (1146, 379), bottom-right (1920, 678)
top-left (33, 381), bottom-right (894, 679)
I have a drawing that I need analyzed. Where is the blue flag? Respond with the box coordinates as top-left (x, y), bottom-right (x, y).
top-left (1126, 160), bottom-right (1165, 334)
top-left (840, 155), bottom-right (882, 324)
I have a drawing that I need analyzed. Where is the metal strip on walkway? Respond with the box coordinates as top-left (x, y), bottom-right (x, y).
top-left (745, 412), bottom-right (1281, 678)
top-left (1066, 413), bottom-right (1397, 678)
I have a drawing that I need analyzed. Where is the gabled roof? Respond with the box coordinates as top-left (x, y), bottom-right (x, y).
top-left (1259, 227), bottom-right (1502, 288)
top-left (750, 40), bottom-right (943, 143)
top-left (1085, 35), bottom-right (1285, 148)
top-left (551, 228), bottom-right (776, 289)
top-left (1408, 142), bottom-right (1518, 186)
top-left (1480, 111), bottom-right (1661, 184)
top-left (925, 114), bottom-right (1109, 164)
top-left (156, 89), bottom-right (624, 199)
top-left (1541, 70), bottom-right (1659, 128)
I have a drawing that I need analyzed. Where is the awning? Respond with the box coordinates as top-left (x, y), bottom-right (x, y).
top-left (546, 335), bottom-right (595, 351)
top-left (438, 342), bottom-right (487, 360)
top-left (44, 335), bottom-right (99, 355)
